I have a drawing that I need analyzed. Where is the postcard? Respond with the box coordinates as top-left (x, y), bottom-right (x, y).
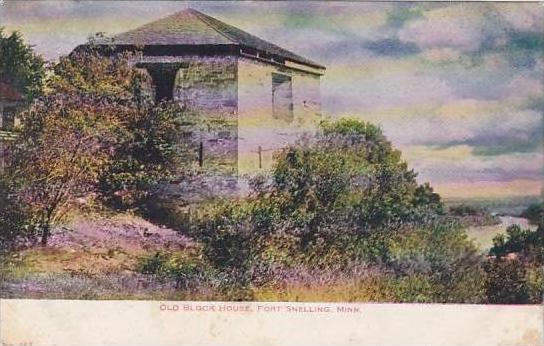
top-left (0, 1), bottom-right (542, 345)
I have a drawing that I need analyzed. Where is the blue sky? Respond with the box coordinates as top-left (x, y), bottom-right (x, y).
top-left (2, 1), bottom-right (543, 199)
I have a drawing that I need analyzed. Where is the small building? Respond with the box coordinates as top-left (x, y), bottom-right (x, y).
top-left (0, 82), bottom-right (24, 171)
top-left (91, 9), bottom-right (325, 176)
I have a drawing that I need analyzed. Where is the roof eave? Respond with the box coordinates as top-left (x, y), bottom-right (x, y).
top-left (75, 42), bottom-right (325, 75)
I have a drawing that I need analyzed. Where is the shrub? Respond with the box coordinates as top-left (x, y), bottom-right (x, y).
top-left (137, 251), bottom-right (221, 290)
top-left (521, 202), bottom-right (543, 226)
top-left (185, 120), bottom-right (486, 303)
top-left (484, 258), bottom-right (530, 304)
top-left (0, 176), bottom-right (34, 251)
top-left (526, 265), bottom-right (543, 303)
top-left (490, 224), bottom-right (543, 263)
top-left (486, 224), bottom-right (543, 304)
top-left (189, 198), bottom-right (275, 285)
top-left (98, 102), bottom-right (198, 211)
top-left (383, 223), bottom-right (485, 303)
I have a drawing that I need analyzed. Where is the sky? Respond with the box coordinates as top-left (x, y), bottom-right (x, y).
top-left (1, 1), bottom-right (543, 200)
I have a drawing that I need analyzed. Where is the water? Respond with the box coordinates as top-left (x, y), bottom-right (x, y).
top-left (498, 216), bottom-right (534, 229)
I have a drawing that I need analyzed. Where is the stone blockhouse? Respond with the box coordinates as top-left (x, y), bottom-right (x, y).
top-left (92, 9), bottom-right (325, 178)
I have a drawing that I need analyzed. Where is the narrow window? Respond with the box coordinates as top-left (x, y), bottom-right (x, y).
top-left (272, 73), bottom-right (293, 122)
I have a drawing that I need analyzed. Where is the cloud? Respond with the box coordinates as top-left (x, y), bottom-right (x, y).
top-left (398, 4), bottom-right (487, 52)
top-left (385, 4), bottom-right (425, 29)
top-left (364, 38), bottom-right (420, 57)
top-left (392, 100), bottom-right (543, 154)
top-left (403, 145), bottom-right (543, 184)
top-left (398, 3), bottom-right (544, 56)
top-left (2, 1), bottom-right (543, 199)
top-left (496, 3), bottom-right (544, 33)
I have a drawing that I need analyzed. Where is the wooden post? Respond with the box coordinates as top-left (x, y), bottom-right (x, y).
top-left (258, 145), bottom-right (262, 169)
top-left (198, 141), bottom-right (203, 167)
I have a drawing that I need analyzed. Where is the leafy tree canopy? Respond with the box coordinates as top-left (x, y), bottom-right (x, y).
top-left (0, 28), bottom-right (45, 101)
top-left (6, 46), bottom-right (193, 245)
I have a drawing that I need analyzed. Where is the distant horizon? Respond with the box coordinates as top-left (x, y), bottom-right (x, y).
top-left (2, 1), bottom-right (543, 200)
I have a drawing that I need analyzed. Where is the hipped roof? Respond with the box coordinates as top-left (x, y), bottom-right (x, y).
top-left (106, 9), bottom-right (325, 70)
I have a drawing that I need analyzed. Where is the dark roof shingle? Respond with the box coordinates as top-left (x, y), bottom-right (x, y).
top-left (109, 9), bottom-right (325, 69)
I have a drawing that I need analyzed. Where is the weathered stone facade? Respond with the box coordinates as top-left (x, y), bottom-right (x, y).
top-left (133, 54), bottom-right (322, 178)
top-left (89, 8), bottom-right (326, 198)
top-left (134, 55), bottom-right (239, 175)
top-left (237, 57), bottom-right (321, 174)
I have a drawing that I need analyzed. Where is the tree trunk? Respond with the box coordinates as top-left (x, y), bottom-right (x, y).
top-left (40, 223), bottom-right (50, 246)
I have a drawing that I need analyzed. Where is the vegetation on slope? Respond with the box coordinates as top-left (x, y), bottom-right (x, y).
top-left (0, 31), bottom-right (541, 304)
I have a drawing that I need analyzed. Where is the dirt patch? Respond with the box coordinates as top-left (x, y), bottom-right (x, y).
top-left (49, 215), bottom-right (193, 254)
top-left (16, 215), bottom-right (194, 275)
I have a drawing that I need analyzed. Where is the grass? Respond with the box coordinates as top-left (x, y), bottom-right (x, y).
top-left (465, 224), bottom-right (506, 252)
top-left (0, 212), bottom-right (531, 302)
top-left (254, 280), bottom-right (391, 302)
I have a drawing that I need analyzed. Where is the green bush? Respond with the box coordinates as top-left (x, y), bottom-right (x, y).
top-left (485, 223), bottom-right (543, 304)
top-left (98, 101), bottom-right (198, 212)
top-left (137, 251), bottom-right (221, 290)
top-left (382, 224), bottom-right (485, 303)
top-left (521, 202), bottom-right (543, 226)
top-left (184, 119), bottom-right (487, 303)
top-left (490, 224), bottom-right (543, 263)
top-left (526, 265), bottom-right (543, 303)
top-left (0, 176), bottom-right (34, 251)
top-left (484, 258), bottom-right (530, 304)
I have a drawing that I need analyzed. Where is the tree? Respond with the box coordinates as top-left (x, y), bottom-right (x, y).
top-left (0, 28), bottom-right (45, 101)
top-left (490, 224), bottom-right (543, 264)
top-left (7, 47), bottom-right (191, 245)
top-left (7, 54), bottom-right (122, 245)
top-left (273, 118), bottom-right (443, 233)
top-left (521, 202), bottom-right (543, 226)
top-left (191, 118), bottom-right (448, 278)
top-left (98, 101), bottom-right (195, 211)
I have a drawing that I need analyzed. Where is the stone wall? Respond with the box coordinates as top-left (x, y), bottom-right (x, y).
top-left (237, 57), bottom-right (321, 174)
top-left (132, 54), bottom-right (322, 201)
top-left (135, 55), bottom-right (239, 175)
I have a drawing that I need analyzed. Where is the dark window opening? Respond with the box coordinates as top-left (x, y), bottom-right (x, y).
top-left (272, 73), bottom-right (293, 122)
top-left (139, 64), bottom-right (183, 103)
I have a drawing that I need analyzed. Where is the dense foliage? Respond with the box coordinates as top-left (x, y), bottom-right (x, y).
top-left (0, 28), bottom-right (45, 101)
top-left (485, 223), bottom-right (543, 303)
top-left (184, 119), bottom-right (486, 302)
top-left (490, 224), bottom-right (543, 262)
top-left (3, 46), bottom-right (194, 245)
top-left (0, 176), bottom-right (34, 251)
top-left (521, 202), bottom-right (543, 225)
